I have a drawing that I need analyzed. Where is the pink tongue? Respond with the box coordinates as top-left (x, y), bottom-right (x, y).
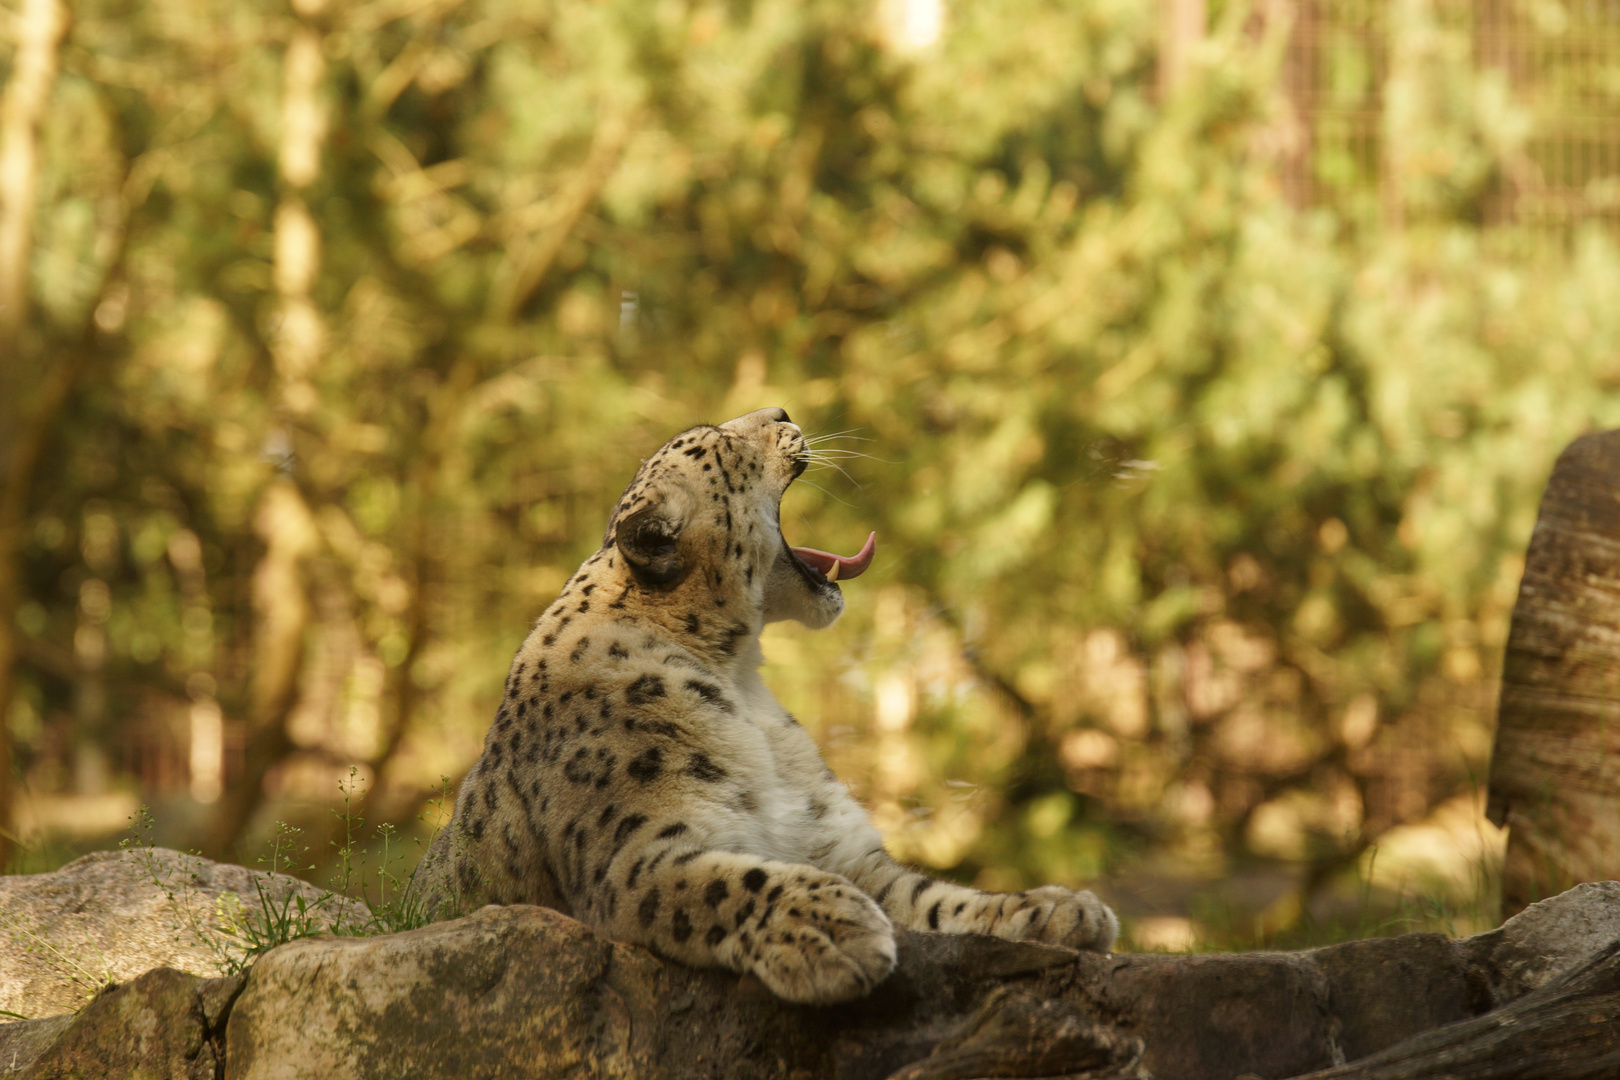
top-left (792, 532), bottom-right (877, 583)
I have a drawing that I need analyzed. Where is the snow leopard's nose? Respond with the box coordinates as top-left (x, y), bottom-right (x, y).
top-left (721, 407), bottom-right (794, 432)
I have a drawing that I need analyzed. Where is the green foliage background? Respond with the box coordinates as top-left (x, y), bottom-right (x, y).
top-left (4, 0), bottom-right (1619, 942)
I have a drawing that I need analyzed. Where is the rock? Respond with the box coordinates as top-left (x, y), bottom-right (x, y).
top-left (219, 881), bottom-right (1620, 1080)
top-left (7, 858), bottom-right (1620, 1078)
top-left (1285, 939), bottom-right (1620, 1080)
top-left (1460, 880), bottom-right (1620, 1006)
top-left (224, 903), bottom-right (664, 1080)
top-left (224, 904), bottom-right (1154, 1080)
top-left (1091, 951), bottom-right (1336, 1079)
top-left (0, 848), bottom-right (363, 1019)
top-left (0, 1015), bottom-right (73, 1075)
top-left (887, 989), bottom-right (1147, 1080)
top-left (13, 967), bottom-right (242, 1080)
top-left (1310, 933), bottom-right (1484, 1061)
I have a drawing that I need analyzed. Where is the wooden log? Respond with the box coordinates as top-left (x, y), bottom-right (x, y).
top-left (1284, 939), bottom-right (1620, 1080)
top-left (1488, 429), bottom-right (1620, 916)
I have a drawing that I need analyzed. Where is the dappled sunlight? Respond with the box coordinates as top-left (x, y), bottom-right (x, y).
top-left (0, 0), bottom-right (1615, 957)
top-left (1360, 790), bottom-right (1505, 914)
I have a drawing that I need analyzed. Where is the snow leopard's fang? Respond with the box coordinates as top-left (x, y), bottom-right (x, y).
top-left (791, 532), bottom-right (876, 584)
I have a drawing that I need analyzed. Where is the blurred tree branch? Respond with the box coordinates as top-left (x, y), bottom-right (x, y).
top-left (0, 0), bottom-right (71, 869)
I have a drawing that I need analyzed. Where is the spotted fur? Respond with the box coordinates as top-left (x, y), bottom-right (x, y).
top-left (416, 408), bottom-right (1117, 1004)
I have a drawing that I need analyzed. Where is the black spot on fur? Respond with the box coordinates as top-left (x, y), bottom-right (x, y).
top-left (928, 900), bottom-right (942, 930)
top-left (684, 612), bottom-right (700, 636)
top-left (672, 850), bottom-right (701, 866)
top-left (743, 868), bottom-right (768, 893)
top-left (671, 909), bottom-right (693, 942)
top-left (686, 752), bottom-right (726, 783)
top-left (628, 746), bottom-right (664, 783)
top-left (657, 823), bottom-right (688, 839)
top-left (570, 637), bottom-right (590, 662)
top-left (614, 813), bottom-right (648, 852)
top-left (684, 680), bottom-right (733, 713)
top-left (910, 878), bottom-right (932, 905)
top-left (704, 879), bottom-right (729, 907)
top-left (609, 642), bottom-right (629, 660)
top-left (638, 888), bottom-right (661, 928)
top-left (626, 674), bottom-right (666, 704)
top-left (627, 857), bottom-right (646, 889)
top-left (706, 925), bottom-right (726, 946)
top-left (719, 622), bottom-right (749, 657)
top-left (563, 748), bottom-right (595, 785)
top-left (766, 884), bottom-right (784, 904)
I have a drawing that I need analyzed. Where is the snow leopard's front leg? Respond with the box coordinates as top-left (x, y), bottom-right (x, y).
top-left (578, 826), bottom-right (897, 1004)
top-left (838, 845), bottom-right (1118, 952)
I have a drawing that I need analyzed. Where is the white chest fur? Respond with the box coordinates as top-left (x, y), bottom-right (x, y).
top-left (690, 646), bottom-right (879, 871)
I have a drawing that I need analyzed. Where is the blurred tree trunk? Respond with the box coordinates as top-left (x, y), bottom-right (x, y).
top-left (1488, 429), bottom-right (1620, 916)
top-left (203, 0), bottom-right (330, 857)
top-left (0, 0), bottom-right (69, 871)
top-left (1157, 0), bottom-right (1206, 99)
top-left (204, 481), bottom-right (317, 858)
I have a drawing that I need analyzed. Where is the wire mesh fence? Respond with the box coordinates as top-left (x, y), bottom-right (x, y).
top-left (1277, 0), bottom-right (1620, 243)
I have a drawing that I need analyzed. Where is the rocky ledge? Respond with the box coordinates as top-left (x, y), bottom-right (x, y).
top-left (1, 850), bottom-right (1617, 1079)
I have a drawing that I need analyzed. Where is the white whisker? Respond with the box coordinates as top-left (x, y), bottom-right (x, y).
top-left (794, 477), bottom-right (859, 508)
top-left (806, 458), bottom-right (861, 486)
top-left (804, 429), bottom-right (872, 445)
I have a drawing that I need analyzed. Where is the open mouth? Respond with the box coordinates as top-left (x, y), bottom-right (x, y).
top-left (789, 532), bottom-right (877, 585)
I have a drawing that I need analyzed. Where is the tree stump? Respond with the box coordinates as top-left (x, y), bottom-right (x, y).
top-left (1488, 429), bottom-right (1620, 916)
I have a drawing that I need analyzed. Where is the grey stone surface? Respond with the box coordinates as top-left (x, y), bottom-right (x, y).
top-left (0, 1016), bottom-right (72, 1076)
top-left (224, 903), bottom-right (665, 1080)
top-left (0, 848), bottom-right (362, 1019)
top-left (1461, 880), bottom-right (1620, 1006)
top-left (1310, 932), bottom-right (1484, 1061)
top-left (1091, 951), bottom-right (1338, 1079)
top-left (4, 862), bottom-right (1619, 1078)
top-left (15, 967), bottom-right (242, 1080)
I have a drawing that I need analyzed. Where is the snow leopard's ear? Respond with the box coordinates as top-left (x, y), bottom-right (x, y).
top-left (615, 504), bottom-right (687, 587)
